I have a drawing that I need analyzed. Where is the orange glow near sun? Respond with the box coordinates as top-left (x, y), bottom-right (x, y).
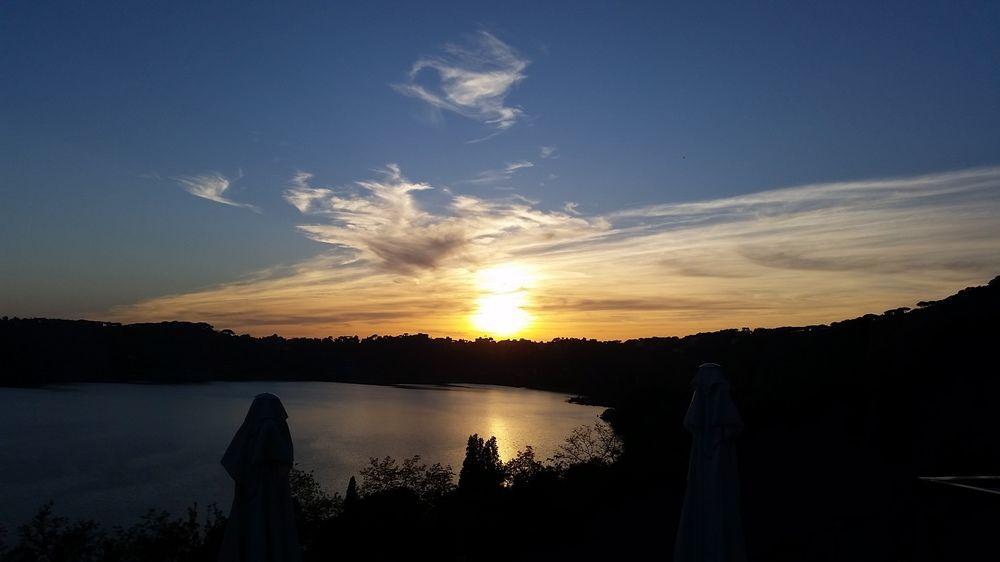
top-left (471, 264), bottom-right (534, 338)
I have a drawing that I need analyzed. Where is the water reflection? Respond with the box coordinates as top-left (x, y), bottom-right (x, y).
top-left (487, 416), bottom-right (515, 460)
top-left (0, 382), bottom-right (602, 526)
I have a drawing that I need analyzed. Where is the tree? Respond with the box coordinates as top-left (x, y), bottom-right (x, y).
top-left (2, 503), bottom-right (101, 562)
top-left (344, 476), bottom-right (359, 514)
top-left (551, 422), bottom-right (623, 469)
top-left (358, 455), bottom-right (455, 503)
top-left (289, 466), bottom-right (341, 555)
top-left (289, 466), bottom-right (341, 523)
top-left (504, 445), bottom-right (547, 488)
top-left (458, 434), bottom-right (505, 493)
top-left (0, 502), bottom-right (225, 562)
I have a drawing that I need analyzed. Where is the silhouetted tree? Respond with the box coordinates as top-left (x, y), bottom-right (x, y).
top-left (289, 466), bottom-right (341, 556)
top-left (2, 503), bottom-right (101, 562)
top-left (102, 505), bottom-right (226, 562)
top-left (550, 422), bottom-right (623, 469)
top-left (358, 456), bottom-right (455, 503)
top-left (458, 434), bottom-right (505, 493)
top-left (0, 502), bottom-right (225, 562)
top-left (504, 446), bottom-right (547, 488)
top-left (343, 476), bottom-right (359, 515)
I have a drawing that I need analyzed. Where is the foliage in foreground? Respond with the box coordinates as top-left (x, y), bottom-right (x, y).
top-left (0, 421), bottom-right (622, 562)
top-left (5, 278), bottom-right (1000, 560)
top-left (0, 503), bottom-right (225, 562)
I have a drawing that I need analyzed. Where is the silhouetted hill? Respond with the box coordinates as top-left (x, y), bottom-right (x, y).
top-left (3, 276), bottom-right (999, 560)
top-left (3, 277), bottom-right (998, 401)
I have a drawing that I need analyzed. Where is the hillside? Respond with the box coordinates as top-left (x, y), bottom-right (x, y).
top-left (3, 276), bottom-right (999, 560)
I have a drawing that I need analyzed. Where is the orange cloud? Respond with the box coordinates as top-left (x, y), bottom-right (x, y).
top-left (109, 166), bottom-right (1000, 340)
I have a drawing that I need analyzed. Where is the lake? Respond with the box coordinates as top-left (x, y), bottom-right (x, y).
top-left (0, 382), bottom-right (604, 527)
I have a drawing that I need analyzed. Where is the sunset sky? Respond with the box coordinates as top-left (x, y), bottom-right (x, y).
top-left (2, 1), bottom-right (999, 340)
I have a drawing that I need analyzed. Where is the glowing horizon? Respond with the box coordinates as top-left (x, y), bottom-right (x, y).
top-left (104, 166), bottom-right (1000, 341)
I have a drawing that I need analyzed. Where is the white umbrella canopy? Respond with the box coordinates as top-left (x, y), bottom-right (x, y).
top-left (675, 363), bottom-right (747, 562)
top-left (218, 393), bottom-right (303, 562)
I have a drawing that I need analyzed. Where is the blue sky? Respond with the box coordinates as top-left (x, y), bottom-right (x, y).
top-left (1, 1), bottom-right (999, 337)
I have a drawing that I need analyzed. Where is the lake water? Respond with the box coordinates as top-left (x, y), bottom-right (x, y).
top-left (0, 382), bottom-right (603, 527)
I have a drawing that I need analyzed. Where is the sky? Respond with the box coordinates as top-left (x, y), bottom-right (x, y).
top-left (1, 1), bottom-right (999, 340)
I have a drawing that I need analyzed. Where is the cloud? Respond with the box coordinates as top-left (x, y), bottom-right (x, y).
top-left (531, 296), bottom-right (765, 313)
top-left (505, 161), bottom-right (534, 173)
top-left (393, 31), bottom-right (529, 131)
top-left (463, 160), bottom-right (535, 184)
top-left (283, 164), bottom-right (599, 274)
top-left (539, 146), bottom-right (557, 159)
top-left (176, 173), bottom-right (260, 212)
top-left (115, 166), bottom-right (1000, 340)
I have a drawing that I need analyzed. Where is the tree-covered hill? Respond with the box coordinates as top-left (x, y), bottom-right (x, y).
top-left (2, 276), bottom-right (999, 560)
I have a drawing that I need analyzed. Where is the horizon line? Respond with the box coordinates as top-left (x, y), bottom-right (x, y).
top-left (6, 273), bottom-right (995, 343)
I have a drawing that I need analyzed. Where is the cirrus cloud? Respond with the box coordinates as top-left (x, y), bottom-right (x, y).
top-left (113, 166), bottom-right (1000, 340)
top-left (394, 31), bottom-right (529, 131)
top-left (462, 160), bottom-right (535, 185)
top-left (176, 173), bottom-right (260, 212)
top-left (283, 164), bottom-right (602, 274)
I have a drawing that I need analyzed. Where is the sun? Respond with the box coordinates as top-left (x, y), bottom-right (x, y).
top-left (471, 265), bottom-right (534, 337)
top-left (472, 293), bottom-right (531, 337)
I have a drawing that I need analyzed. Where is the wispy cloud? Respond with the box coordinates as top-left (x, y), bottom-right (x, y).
top-left (176, 173), bottom-right (259, 212)
top-left (505, 161), bottom-right (533, 173)
top-left (463, 160), bottom-right (534, 185)
top-left (282, 164), bottom-right (597, 273)
top-left (393, 31), bottom-right (529, 131)
top-left (115, 166), bottom-right (1000, 340)
top-left (539, 146), bottom-right (557, 159)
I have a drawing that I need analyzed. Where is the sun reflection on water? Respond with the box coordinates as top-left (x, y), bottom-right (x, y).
top-left (486, 416), bottom-right (517, 461)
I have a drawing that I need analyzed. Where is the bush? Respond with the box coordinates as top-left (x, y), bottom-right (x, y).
top-left (289, 466), bottom-right (342, 555)
top-left (359, 455), bottom-right (455, 503)
top-left (550, 422), bottom-right (623, 469)
top-left (0, 502), bottom-right (224, 562)
top-left (503, 446), bottom-right (549, 488)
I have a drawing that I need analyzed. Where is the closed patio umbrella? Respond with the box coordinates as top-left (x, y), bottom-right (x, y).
top-left (219, 393), bottom-right (303, 562)
top-left (675, 363), bottom-right (747, 562)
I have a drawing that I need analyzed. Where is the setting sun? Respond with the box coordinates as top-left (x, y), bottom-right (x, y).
top-left (471, 265), bottom-right (534, 337)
